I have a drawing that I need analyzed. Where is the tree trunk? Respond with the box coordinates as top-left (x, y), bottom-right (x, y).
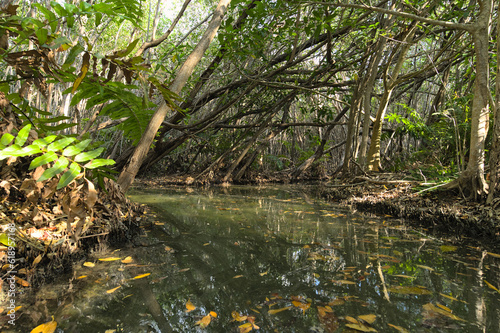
top-left (117, 0), bottom-right (232, 192)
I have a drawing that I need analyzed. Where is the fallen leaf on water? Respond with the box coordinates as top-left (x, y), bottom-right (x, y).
top-left (104, 330), bottom-right (116, 333)
top-left (317, 306), bottom-right (333, 317)
top-left (239, 322), bottom-right (253, 333)
top-left (391, 274), bottom-right (416, 279)
top-left (195, 314), bottom-right (212, 328)
top-left (233, 275), bottom-right (244, 279)
top-left (203, 242), bottom-right (210, 246)
top-left (388, 286), bottom-right (432, 295)
top-left (440, 293), bottom-right (459, 302)
top-left (106, 286), bottom-right (121, 294)
top-left (132, 273), bottom-right (151, 280)
top-left (30, 318), bottom-right (57, 333)
top-left (185, 300), bottom-right (196, 313)
top-left (76, 275), bottom-right (87, 279)
top-left (83, 262), bottom-right (95, 267)
top-left (387, 323), bottom-right (409, 332)
top-left (422, 303), bottom-right (465, 322)
top-left (484, 280), bottom-right (500, 293)
top-left (358, 314), bottom-right (377, 324)
top-left (121, 256), bottom-right (133, 264)
top-left (98, 257), bottom-right (122, 262)
top-left (436, 303), bottom-right (452, 313)
top-left (345, 316), bottom-right (359, 324)
top-left (232, 311), bottom-right (247, 321)
top-left (487, 252), bottom-right (500, 258)
top-left (346, 322), bottom-right (377, 332)
top-left (259, 271), bottom-right (268, 276)
top-left (416, 265), bottom-right (435, 272)
top-left (268, 306), bottom-right (292, 315)
top-left (292, 300), bottom-right (311, 313)
top-left (440, 245), bottom-right (458, 253)
top-left (329, 299), bottom-right (345, 306)
top-left (248, 316), bottom-right (259, 329)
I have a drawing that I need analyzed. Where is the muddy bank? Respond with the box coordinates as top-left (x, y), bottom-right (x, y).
top-left (320, 177), bottom-right (500, 251)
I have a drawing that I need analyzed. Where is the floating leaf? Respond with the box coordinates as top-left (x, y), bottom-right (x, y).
top-left (333, 279), bottom-right (356, 285)
top-left (239, 322), bottom-right (253, 333)
top-left (440, 245), bottom-right (458, 253)
top-left (30, 318), bottom-right (57, 333)
top-left (121, 256), bottom-right (133, 264)
top-left (439, 293), bottom-right (459, 301)
top-left (179, 268), bottom-right (190, 272)
top-left (83, 262), bottom-right (95, 267)
top-left (259, 271), bottom-right (268, 276)
top-left (76, 275), bottom-right (87, 279)
top-left (106, 286), bottom-right (121, 294)
top-left (487, 252), bottom-right (500, 258)
top-left (422, 303), bottom-right (465, 322)
top-left (387, 323), bottom-right (410, 332)
top-left (484, 280), bottom-right (500, 293)
top-left (233, 275), bottom-right (244, 279)
top-left (346, 322), bottom-right (377, 332)
top-left (232, 311), bottom-right (248, 321)
top-left (292, 300), bottom-right (311, 313)
top-left (195, 314), bottom-right (212, 328)
top-left (268, 306), bottom-right (292, 315)
top-left (185, 300), bottom-right (196, 313)
top-left (99, 257), bottom-right (121, 262)
top-left (388, 286), bottom-right (432, 295)
top-left (358, 314), bottom-right (377, 324)
top-left (132, 273), bottom-right (151, 280)
top-left (416, 265), bottom-right (435, 272)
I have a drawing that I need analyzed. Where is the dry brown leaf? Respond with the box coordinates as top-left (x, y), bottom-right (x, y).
top-left (86, 179), bottom-right (97, 209)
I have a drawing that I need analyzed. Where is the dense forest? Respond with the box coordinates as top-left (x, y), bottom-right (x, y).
top-left (2, 1), bottom-right (500, 331)
top-left (1, 0), bottom-right (500, 199)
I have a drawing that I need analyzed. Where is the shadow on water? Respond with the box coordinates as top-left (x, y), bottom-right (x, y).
top-left (9, 185), bottom-right (500, 332)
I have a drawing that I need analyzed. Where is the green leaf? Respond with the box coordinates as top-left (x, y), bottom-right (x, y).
top-left (84, 158), bottom-right (115, 169)
top-left (37, 156), bottom-right (70, 182)
top-left (18, 144), bottom-right (42, 156)
top-left (0, 233), bottom-right (15, 247)
top-left (29, 151), bottom-right (58, 170)
top-left (15, 124), bottom-right (31, 146)
top-left (0, 133), bottom-right (15, 148)
top-left (35, 28), bottom-right (48, 45)
top-left (47, 137), bottom-right (77, 151)
top-left (57, 162), bottom-right (81, 189)
top-left (0, 144), bottom-right (22, 160)
top-left (95, 12), bottom-right (103, 27)
top-left (32, 135), bottom-right (57, 147)
top-left (74, 147), bottom-right (104, 162)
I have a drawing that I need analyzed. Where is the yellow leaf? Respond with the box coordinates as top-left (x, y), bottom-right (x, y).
top-left (346, 323), bottom-right (377, 332)
top-left (440, 293), bottom-right (459, 301)
top-left (268, 306), bottom-right (292, 315)
top-left (104, 330), bottom-right (116, 333)
top-left (345, 316), bottom-right (359, 324)
top-left (209, 311), bottom-right (217, 318)
top-left (358, 314), bottom-right (377, 324)
top-left (484, 280), bottom-right (500, 293)
top-left (436, 303), bottom-right (452, 313)
top-left (132, 273), bottom-right (151, 280)
top-left (83, 262), bottom-right (95, 267)
top-left (76, 275), bottom-right (87, 279)
top-left (487, 252), bottom-right (500, 258)
top-left (106, 286), bottom-right (121, 294)
top-left (388, 286), bottom-right (432, 295)
top-left (98, 257), bottom-right (121, 262)
top-left (14, 306), bottom-right (22, 311)
top-left (333, 279), bottom-right (356, 285)
top-left (416, 265), bottom-right (434, 272)
top-left (15, 276), bottom-right (29, 287)
top-left (165, 246), bottom-right (174, 253)
top-left (387, 323), bottom-right (410, 333)
top-left (422, 303), bottom-right (465, 321)
top-left (259, 271), bottom-right (268, 276)
top-left (440, 245), bottom-right (457, 253)
top-left (185, 299), bottom-right (196, 313)
top-left (233, 275), bottom-right (244, 279)
top-left (203, 243), bottom-right (210, 246)
top-left (179, 268), bottom-right (190, 272)
top-left (121, 256), bottom-right (133, 264)
top-left (195, 314), bottom-right (212, 328)
top-left (239, 322), bottom-right (253, 333)
top-left (30, 318), bottom-right (57, 333)
top-left (231, 311), bottom-right (248, 321)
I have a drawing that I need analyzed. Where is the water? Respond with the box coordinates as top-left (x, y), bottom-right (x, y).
top-left (7, 185), bottom-right (500, 332)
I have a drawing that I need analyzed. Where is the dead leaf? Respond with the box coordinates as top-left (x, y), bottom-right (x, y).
top-left (422, 303), bottom-right (465, 322)
top-left (387, 323), bottom-right (409, 332)
top-left (106, 286), bottom-right (121, 294)
top-left (232, 311), bottom-right (248, 321)
top-left (487, 252), bottom-right (500, 258)
top-left (195, 314), bottom-right (212, 328)
top-left (233, 275), bottom-right (244, 279)
top-left (121, 256), bottom-right (133, 264)
top-left (33, 254), bottom-right (42, 266)
top-left (83, 262), bottom-right (95, 267)
top-left (346, 322), bottom-right (377, 332)
top-left (86, 179), bottom-right (97, 209)
top-left (484, 280), bottom-right (500, 293)
top-left (30, 318), bottom-right (57, 333)
top-left (185, 299), bottom-right (196, 312)
top-left (132, 273), bottom-right (150, 280)
top-left (98, 257), bottom-right (121, 262)
top-left (388, 286), bottom-right (432, 295)
top-left (358, 314), bottom-right (377, 324)
top-left (268, 306), bottom-right (292, 315)
top-left (15, 276), bottom-right (29, 287)
top-left (76, 275), bottom-right (87, 279)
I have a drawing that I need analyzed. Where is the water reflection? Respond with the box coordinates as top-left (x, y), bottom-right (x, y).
top-left (9, 186), bottom-right (500, 332)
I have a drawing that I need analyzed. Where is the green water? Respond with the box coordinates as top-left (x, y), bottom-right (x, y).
top-left (10, 186), bottom-right (500, 332)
